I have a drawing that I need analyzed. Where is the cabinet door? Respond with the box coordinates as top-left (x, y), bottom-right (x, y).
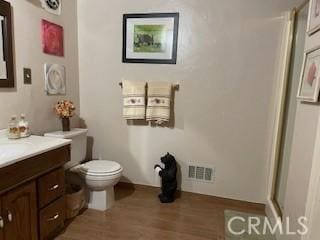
top-left (3, 182), bottom-right (38, 240)
top-left (0, 198), bottom-right (4, 240)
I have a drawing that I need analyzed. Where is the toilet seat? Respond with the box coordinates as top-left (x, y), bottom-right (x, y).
top-left (79, 160), bottom-right (123, 176)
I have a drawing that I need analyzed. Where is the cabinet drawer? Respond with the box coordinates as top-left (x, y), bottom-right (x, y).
top-left (38, 168), bottom-right (65, 208)
top-left (0, 145), bottom-right (70, 195)
top-left (39, 196), bottom-right (66, 240)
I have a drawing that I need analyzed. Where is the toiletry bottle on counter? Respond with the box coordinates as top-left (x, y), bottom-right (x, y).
top-left (18, 114), bottom-right (29, 137)
top-left (8, 115), bottom-right (20, 139)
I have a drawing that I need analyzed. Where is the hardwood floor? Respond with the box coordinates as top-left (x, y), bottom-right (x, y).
top-left (57, 183), bottom-right (265, 240)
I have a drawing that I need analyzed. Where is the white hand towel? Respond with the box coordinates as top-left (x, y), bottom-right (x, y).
top-left (146, 81), bottom-right (172, 124)
top-left (122, 80), bottom-right (146, 120)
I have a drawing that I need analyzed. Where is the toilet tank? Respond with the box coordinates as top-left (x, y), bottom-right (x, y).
top-left (44, 128), bottom-right (88, 170)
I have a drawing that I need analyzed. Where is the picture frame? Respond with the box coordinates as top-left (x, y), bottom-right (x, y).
top-left (307, 0), bottom-right (320, 35)
top-left (0, 0), bottom-right (14, 88)
top-left (41, 19), bottom-right (64, 57)
top-left (44, 63), bottom-right (66, 95)
top-left (40, 0), bottom-right (62, 15)
top-left (297, 46), bottom-right (320, 102)
top-left (122, 13), bottom-right (179, 64)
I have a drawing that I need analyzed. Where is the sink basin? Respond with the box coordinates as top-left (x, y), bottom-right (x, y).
top-left (0, 133), bottom-right (71, 168)
top-left (0, 143), bottom-right (32, 161)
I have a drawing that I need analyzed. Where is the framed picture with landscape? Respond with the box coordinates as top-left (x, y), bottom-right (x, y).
top-left (122, 13), bottom-right (179, 64)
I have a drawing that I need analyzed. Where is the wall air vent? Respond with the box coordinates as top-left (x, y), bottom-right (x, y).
top-left (188, 165), bottom-right (215, 183)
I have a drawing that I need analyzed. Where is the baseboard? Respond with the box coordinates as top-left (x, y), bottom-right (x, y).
top-left (118, 181), bottom-right (266, 212)
top-left (266, 198), bottom-right (282, 240)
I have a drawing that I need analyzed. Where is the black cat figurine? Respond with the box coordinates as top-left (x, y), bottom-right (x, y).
top-left (154, 153), bottom-right (177, 203)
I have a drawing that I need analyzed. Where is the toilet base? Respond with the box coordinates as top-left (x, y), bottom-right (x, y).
top-left (87, 186), bottom-right (115, 211)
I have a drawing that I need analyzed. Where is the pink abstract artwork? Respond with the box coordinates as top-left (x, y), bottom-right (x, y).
top-left (307, 62), bottom-right (317, 86)
top-left (41, 19), bottom-right (64, 57)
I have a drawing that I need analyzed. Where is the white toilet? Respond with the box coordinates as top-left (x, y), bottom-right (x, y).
top-left (44, 128), bottom-right (123, 211)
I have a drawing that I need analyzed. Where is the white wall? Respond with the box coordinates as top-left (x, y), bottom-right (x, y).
top-left (0, 0), bottom-right (80, 134)
top-left (278, 3), bottom-right (320, 240)
top-left (281, 105), bottom-right (319, 240)
top-left (302, 116), bottom-right (320, 240)
top-left (78, 0), bottom-right (302, 203)
top-left (282, 3), bottom-right (320, 239)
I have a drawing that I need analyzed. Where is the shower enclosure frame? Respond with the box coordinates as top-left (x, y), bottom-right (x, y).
top-left (266, 8), bottom-right (298, 221)
top-left (266, 0), bottom-right (309, 223)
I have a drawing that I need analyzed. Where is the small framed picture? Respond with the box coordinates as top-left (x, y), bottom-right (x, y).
top-left (123, 13), bottom-right (179, 64)
top-left (297, 46), bottom-right (320, 102)
top-left (307, 0), bottom-right (320, 35)
top-left (41, 19), bottom-right (64, 57)
top-left (40, 0), bottom-right (62, 15)
top-left (44, 63), bottom-right (66, 95)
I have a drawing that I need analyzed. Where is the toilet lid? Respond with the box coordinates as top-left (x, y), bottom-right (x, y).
top-left (80, 160), bottom-right (122, 175)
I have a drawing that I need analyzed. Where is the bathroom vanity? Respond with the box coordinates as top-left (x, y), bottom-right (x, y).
top-left (0, 132), bottom-right (71, 240)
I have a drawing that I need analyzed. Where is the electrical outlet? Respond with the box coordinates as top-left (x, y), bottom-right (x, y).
top-left (23, 68), bottom-right (32, 84)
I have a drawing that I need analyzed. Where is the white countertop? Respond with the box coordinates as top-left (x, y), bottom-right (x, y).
top-left (0, 129), bottom-right (71, 168)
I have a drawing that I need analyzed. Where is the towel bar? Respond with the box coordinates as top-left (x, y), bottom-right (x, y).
top-left (119, 82), bottom-right (179, 89)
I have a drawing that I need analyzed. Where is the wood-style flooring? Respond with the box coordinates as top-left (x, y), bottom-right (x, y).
top-left (57, 183), bottom-right (265, 240)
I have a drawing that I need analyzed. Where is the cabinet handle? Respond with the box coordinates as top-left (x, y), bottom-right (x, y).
top-left (48, 184), bottom-right (59, 191)
top-left (47, 213), bottom-right (60, 222)
top-left (0, 216), bottom-right (4, 229)
top-left (7, 210), bottom-right (12, 222)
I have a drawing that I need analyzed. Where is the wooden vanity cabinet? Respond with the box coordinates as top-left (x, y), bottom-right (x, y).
top-left (39, 196), bottom-right (66, 240)
top-left (38, 168), bottom-right (66, 240)
top-left (38, 168), bottom-right (65, 209)
top-left (0, 145), bottom-right (70, 240)
top-left (0, 199), bottom-right (3, 240)
top-left (2, 182), bottom-right (38, 240)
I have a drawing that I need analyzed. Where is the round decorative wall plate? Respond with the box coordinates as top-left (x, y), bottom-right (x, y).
top-left (45, 0), bottom-right (60, 10)
top-left (40, 0), bottom-right (62, 15)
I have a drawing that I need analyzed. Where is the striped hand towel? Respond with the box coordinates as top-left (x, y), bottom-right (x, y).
top-left (123, 80), bottom-right (146, 120)
top-left (146, 81), bottom-right (172, 124)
